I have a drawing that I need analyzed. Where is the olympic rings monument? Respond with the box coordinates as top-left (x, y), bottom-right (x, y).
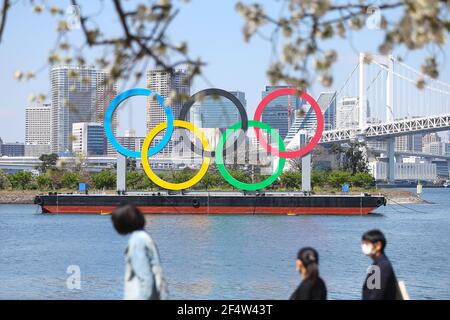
top-left (104, 87), bottom-right (325, 193)
top-left (34, 87), bottom-right (387, 215)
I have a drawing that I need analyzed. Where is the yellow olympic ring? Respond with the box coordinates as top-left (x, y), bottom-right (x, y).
top-left (141, 120), bottom-right (211, 190)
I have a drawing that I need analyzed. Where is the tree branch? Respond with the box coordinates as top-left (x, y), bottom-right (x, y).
top-left (0, 0), bottom-right (10, 44)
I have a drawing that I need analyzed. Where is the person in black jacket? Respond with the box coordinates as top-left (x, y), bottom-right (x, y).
top-left (290, 247), bottom-right (327, 300)
top-left (361, 229), bottom-right (399, 300)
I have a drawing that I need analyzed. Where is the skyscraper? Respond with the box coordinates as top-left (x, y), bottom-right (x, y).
top-left (95, 72), bottom-right (118, 156)
top-left (146, 69), bottom-right (190, 131)
top-left (25, 104), bottom-right (52, 157)
top-left (50, 65), bottom-right (114, 155)
top-left (261, 86), bottom-right (303, 140)
top-left (146, 69), bottom-right (190, 158)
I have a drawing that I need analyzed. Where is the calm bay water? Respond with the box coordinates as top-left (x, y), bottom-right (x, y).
top-left (0, 188), bottom-right (449, 300)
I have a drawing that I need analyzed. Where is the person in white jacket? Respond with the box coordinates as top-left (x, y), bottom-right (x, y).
top-left (111, 205), bottom-right (168, 300)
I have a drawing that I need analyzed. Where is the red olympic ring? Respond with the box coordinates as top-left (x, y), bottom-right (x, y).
top-left (253, 88), bottom-right (324, 159)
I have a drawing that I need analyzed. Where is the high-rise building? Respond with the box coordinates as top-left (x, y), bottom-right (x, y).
top-left (1, 142), bottom-right (25, 157)
top-left (146, 69), bottom-right (190, 158)
top-left (72, 122), bottom-right (105, 156)
top-left (189, 91), bottom-right (246, 129)
top-left (261, 86), bottom-right (303, 140)
top-left (50, 65), bottom-right (114, 155)
top-left (25, 104), bottom-right (52, 157)
top-left (95, 72), bottom-right (118, 156)
top-left (146, 69), bottom-right (190, 131)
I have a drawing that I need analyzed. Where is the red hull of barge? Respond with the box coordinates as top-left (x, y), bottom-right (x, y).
top-left (41, 205), bottom-right (375, 215)
top-left (36, 192), bottom-right (386, 216)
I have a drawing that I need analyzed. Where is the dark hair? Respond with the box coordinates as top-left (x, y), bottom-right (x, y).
top-left (362, 229), bottom-right (386, 252)
top-left (111, 205), bottom-right (145, 235)
top-left (297, 247), bottom-right (319, 284)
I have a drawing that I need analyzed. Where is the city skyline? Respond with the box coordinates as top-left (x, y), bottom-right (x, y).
top-left (1, 1), bottom-right (450, 142)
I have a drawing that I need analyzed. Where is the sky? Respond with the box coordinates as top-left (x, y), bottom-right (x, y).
top-left (0, 0), bottom-right (449, 142)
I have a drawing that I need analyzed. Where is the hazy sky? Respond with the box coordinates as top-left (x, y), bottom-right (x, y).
top-left (1, 0), bottom-right (449, 142)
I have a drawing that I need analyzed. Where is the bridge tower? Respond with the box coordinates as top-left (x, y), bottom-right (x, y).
top-left (358, 53), bottom-right (367, 130)
top-left (385, 54), bottom-right (395, 182)
top-left (361, 53), bottom-right (396, 182)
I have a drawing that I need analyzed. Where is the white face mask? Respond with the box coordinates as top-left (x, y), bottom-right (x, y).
top-left (361, 243), bottom-right (375, 256)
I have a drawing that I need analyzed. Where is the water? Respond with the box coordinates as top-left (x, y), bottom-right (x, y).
top-left (0, 188), bottom-right (449, 300)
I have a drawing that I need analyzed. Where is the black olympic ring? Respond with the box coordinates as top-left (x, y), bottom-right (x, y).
top-left (178, 88), bottom-right (249, 158)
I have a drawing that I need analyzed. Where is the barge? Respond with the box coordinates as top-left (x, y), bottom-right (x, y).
top-left (34, 191), bottom-right (386, 215)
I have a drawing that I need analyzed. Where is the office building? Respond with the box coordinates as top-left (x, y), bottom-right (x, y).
top-left (146, 69), bottom-right (190, 158)
top-left (146, 69), bottom-right (190, 131)
top-left (395, 135), bottom-right (409, 152)
top-left (422, 133), bottom-right (442, 155)
top-left (72, 122), bottom-right (105, 156)
top-left (95, 72), bottom-right (118, 156)
top-left (411, 134), bottom-right (423, 152)
top-left (1, 142), bottom-right (25, 157)
top-left (25, 104), bottom-right (52, 157)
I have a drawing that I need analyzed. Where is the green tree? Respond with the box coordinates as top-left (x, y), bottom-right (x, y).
top-left (227, 169), bottom-right (251, 188)
top-left (350, 172), bottom-right (375, 188)
top-left (61, 171), bottom-right (80, 189)
top-left (91, 170), bottom-right (116, 190)
top-left (9, 170), bottom-right (33, 190)
top-left (0, 170), bottom-right (11, 189)
top-left (36, 175), bottom-right (51, 190)
top-left (171, 168), bottom-right (196, 185)
top-left (311, 170), bottom-right (327, 190)
top-left (37, 154), bottom-right (59, 173)
top-left (328, 171), bottom-right (352, 189)
top-left (343, 142), bottom-right (369, 174)
top-left (127, 171), bottom-right (147, 190)
top-left (198, 171), bottom-right (222, 190)
top-left (47, 169), bottom-right (63, 190)
top-left (280, 171), bottom-right (301, 190)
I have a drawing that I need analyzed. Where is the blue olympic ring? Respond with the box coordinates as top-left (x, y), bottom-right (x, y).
top-left (104, 88), bottom-right (174, 158)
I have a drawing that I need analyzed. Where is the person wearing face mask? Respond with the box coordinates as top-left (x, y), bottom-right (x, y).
top-left (361, 229), bottom-right (399, 300)
top-left (290, 247), bottom-right (327, 300)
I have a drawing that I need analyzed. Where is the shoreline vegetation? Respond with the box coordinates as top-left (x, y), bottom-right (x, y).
top-left (0, 166), bottom-right (426, 205)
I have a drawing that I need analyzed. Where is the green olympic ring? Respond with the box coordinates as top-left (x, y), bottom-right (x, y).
top-left (215, 120), bottom-right (286, 191)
